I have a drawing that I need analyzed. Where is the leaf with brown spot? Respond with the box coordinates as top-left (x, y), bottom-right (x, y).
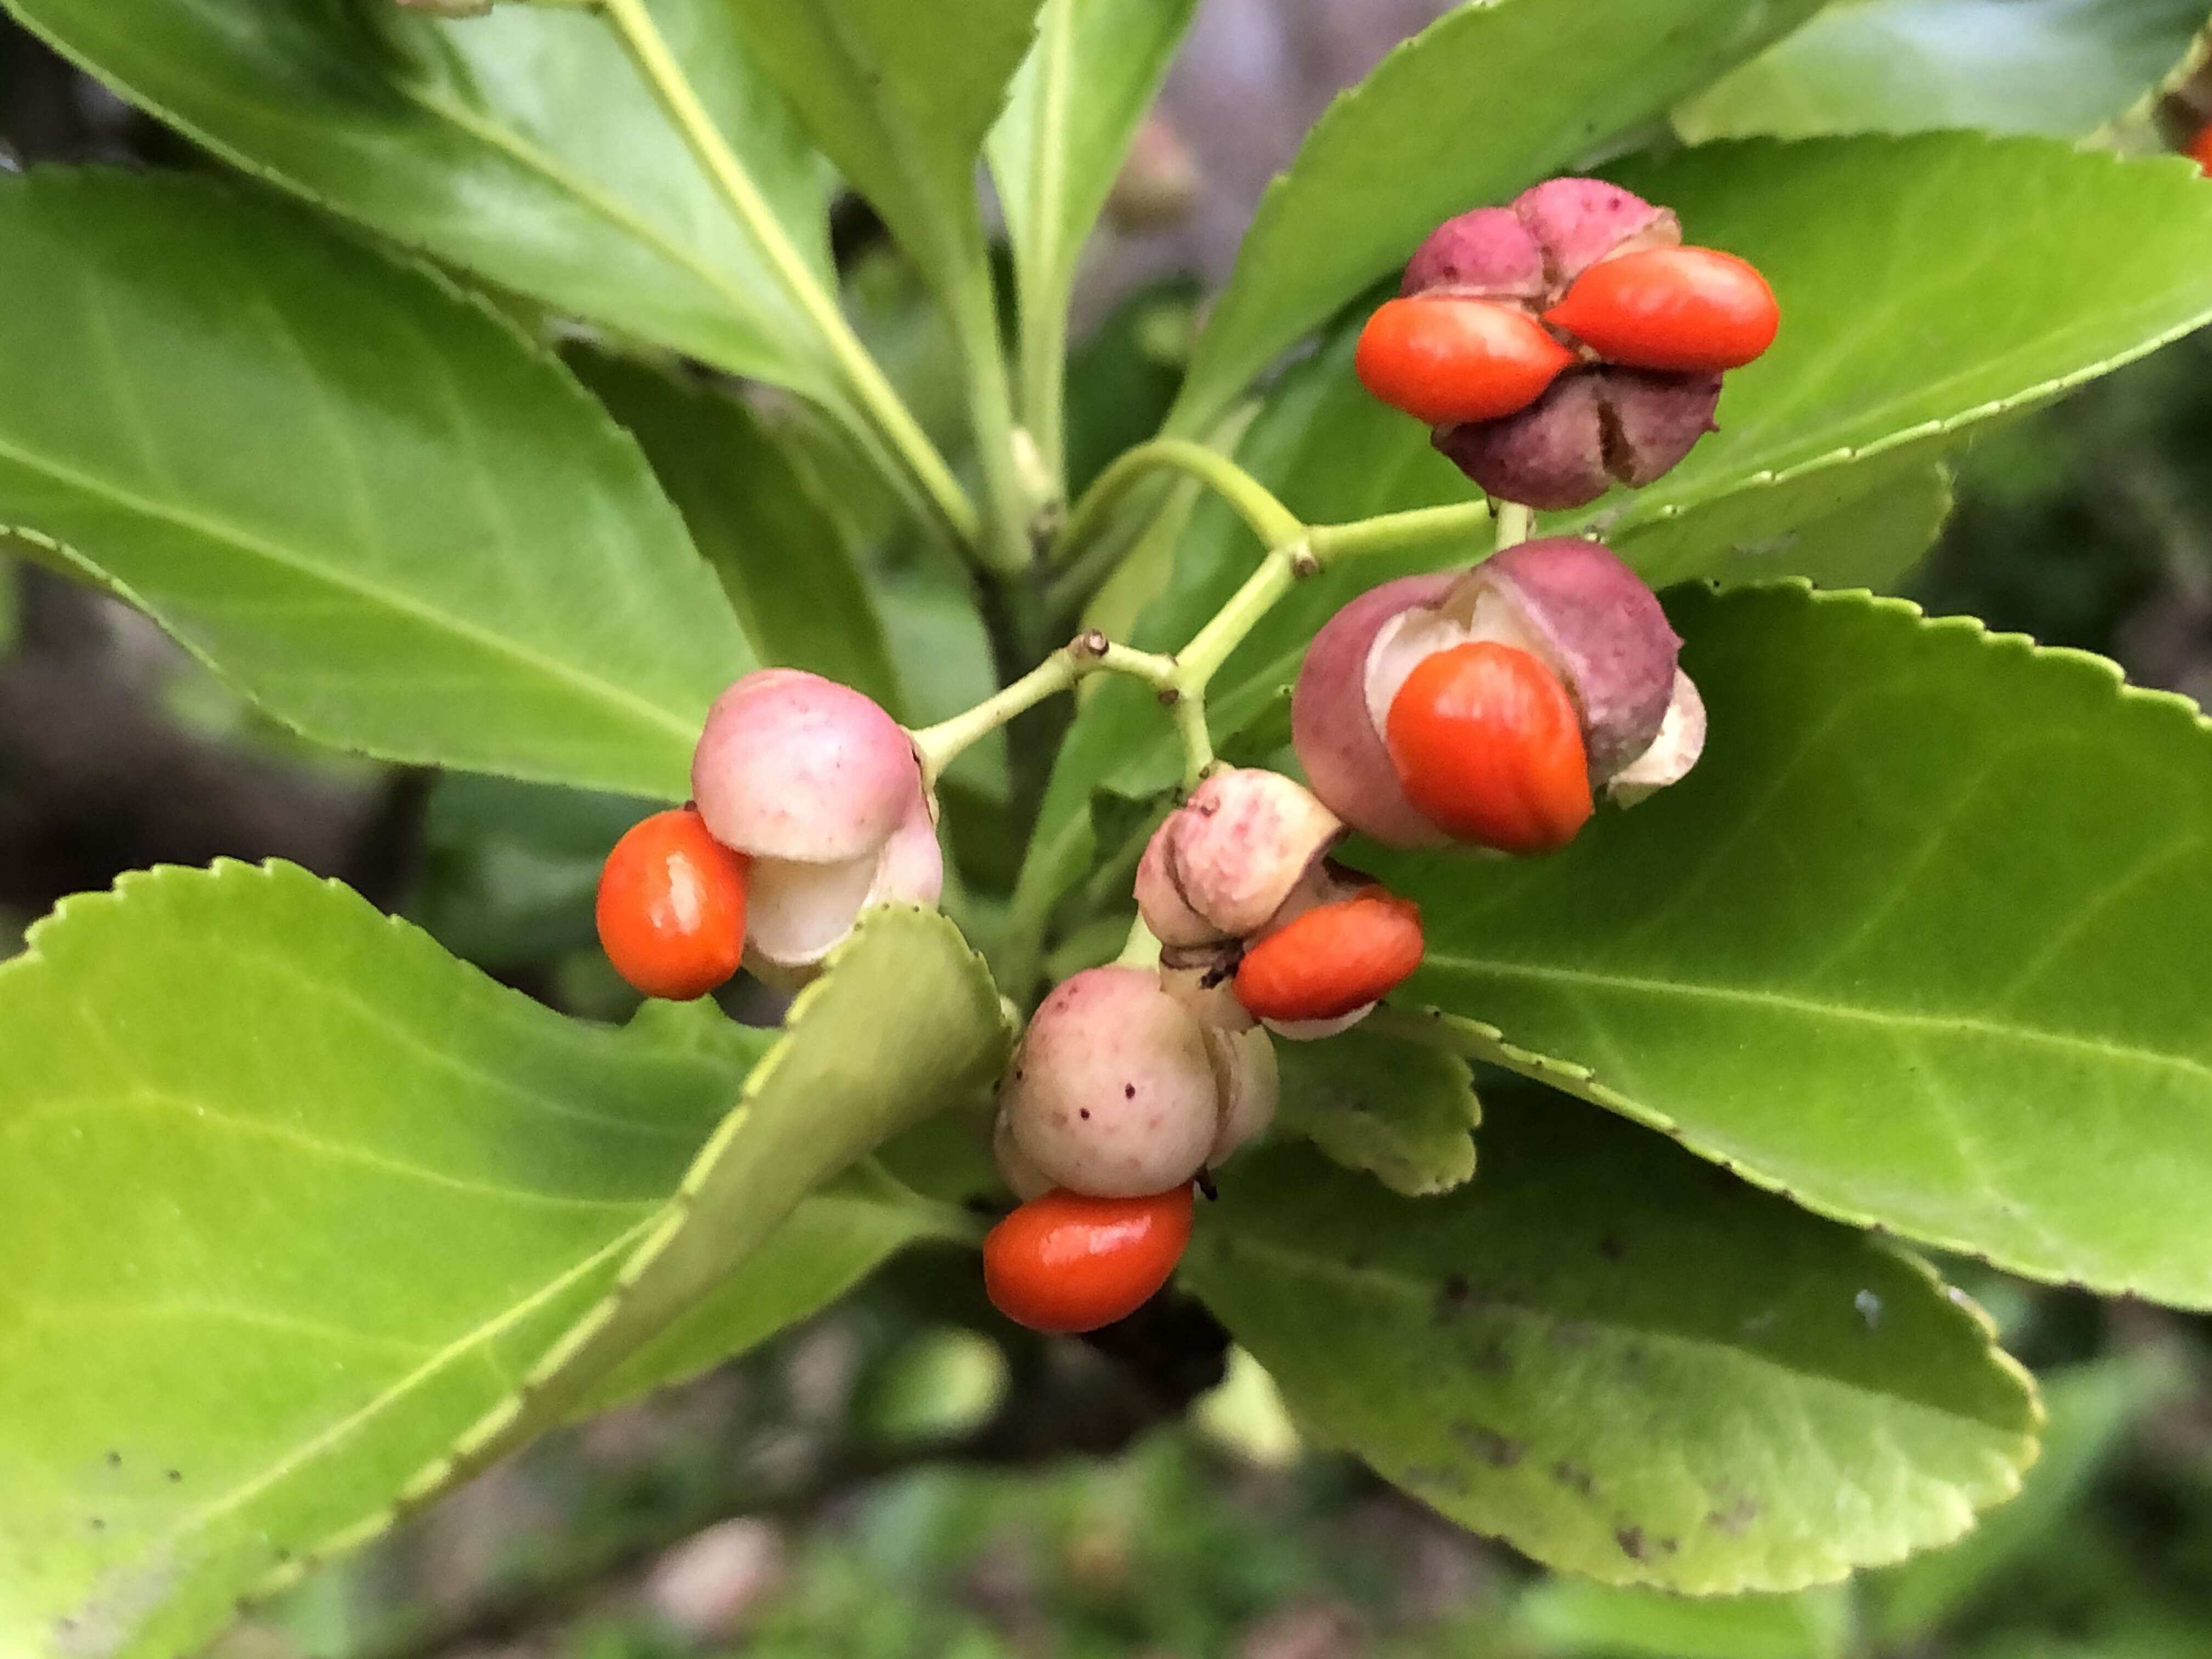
top-left (1181, 1091), bottom-right (2041, 1593)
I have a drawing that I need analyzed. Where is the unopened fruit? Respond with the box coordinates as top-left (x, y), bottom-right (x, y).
top-left (1000, 966), bottom-right (1273, 1198)
top-left (690, 669), bottom-right (941, 973)
top-left (1135, 768), bottom-right (1342, 949)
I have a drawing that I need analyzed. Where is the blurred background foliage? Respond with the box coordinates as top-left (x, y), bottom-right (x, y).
top-left (7, 2), bottom-right (2212, 1655)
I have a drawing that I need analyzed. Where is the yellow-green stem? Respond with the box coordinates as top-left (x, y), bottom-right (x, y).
top-left (1493, 501), bottom-right (1536, 549)
top-left (1053, 437), bottom-right (1306, 571)
top-left (1012, 0), bottom-right (1076, 493)
top-left (1307, 498), bottom-right (1495, 564)
top-left (911, 632), bottom-right (1177, 788)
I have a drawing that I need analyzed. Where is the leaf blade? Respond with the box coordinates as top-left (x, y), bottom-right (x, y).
top-left (725, 0), bottom-right (1040, 307)
top-left (989, 0), bottom-right (1199, 366)
top-left (0, 170), bottom-right (748, 798)
top-left (0, 870), bottom-right (1006, 1659)
top-left (571, 349), bottom-right (902, 712)
top-left (1675, 0), bottom-right (2209, 143)
top-left (1, 0), bottom-right (838, 393)
top-left (1184, 1101), bottom-right (2040, 1593)
top-left (0, 864), bottom-right (754, 1658)
top-left (1384, 584), bottom-right (2212, 1308)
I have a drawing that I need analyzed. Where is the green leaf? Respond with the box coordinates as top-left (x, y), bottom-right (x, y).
top-left (578, 1163), bottom-right (979, 1415)
top-left (1164, 0), bottom-right (1827, 436)
top-left (0, 864), bottom-right (753, 1657)
top-left (1, 0), bottom-right (838, 394)
top-left (1184, 1099), bottom-right (2040, 1593)
top-left (1385, 584), bottom-right (2212, 1308)
top-left (0, 865), bottom-right (1007, 1659)
top-left (1868, 1356), bottom-right (2168, 1644)
top-left (724, 0), bottom-right (1039, 311)
top-left (1519, 1581), bottom-right (1849, 1659)
top-left (569, 349), bottom-right (902, 712)
top-left (396, 902), bottom-right (1012, 1494)
top-left (0, 170), bottom-right (749, 799)
top-left (989, 0), bottom-right (1199, 387)
top-left (1274, 1027), bottom-right (1481, 1197)
top-left (1657, 465), bottom-right (1954, 595)
top-left (1676, 0), bottom-right (2208, 142)
top-left (1591, 136), bottom-right (2212, 577)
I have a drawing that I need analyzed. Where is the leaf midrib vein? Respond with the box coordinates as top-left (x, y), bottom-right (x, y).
top-left (0, 429), bottom-right (696, 741)
top-left (1422, 952), bottom-right (2212, 1085)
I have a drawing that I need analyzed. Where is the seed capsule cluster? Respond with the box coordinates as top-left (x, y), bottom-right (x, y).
top-left (593, 178), bottom-right (1742, 1342)
top-left (1357, 178), bottom-right (1778, 509)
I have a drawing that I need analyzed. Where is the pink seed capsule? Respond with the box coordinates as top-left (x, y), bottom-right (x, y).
top-left (1401, 206), bottom-right (1549, 303)
top-left (1001, 966), bottom-right (1226, 1198)
top-left (1134, 768), bottom-right (1344, 949)
top-left (1293, 543), bottom-right (1701, 845)
top-left (1290, 573), bottom-right (1459, 848)
top-left (689, 668), bottom-right (941, 973)
top-left (692, 669), bottom-right (922, 865)
top-left (1509, 177), bottom-right (1681, 291)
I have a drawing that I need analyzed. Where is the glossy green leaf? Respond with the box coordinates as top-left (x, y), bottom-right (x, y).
top-left (1184, 1101), bottom-right (2040, 1592)
top-left (724, 0), bottom-right (1039, 311)
top-left (1663, 465), bottom-right (1953, 594)
top-left (1274, 1027), bottom-right (1481, 1197)
top-left (1677, 0), bottom-right (2208, 142)
top-left (570, 350), bottom-right (901, 712)
top-left (1164, 0), bottom-right (1827, 436)
top-left (1385, 584), bottom-right (2212, 1308)
top-left (0, 865), bottom-right (1006, 1659)
top-left (0, 171), bottom-right (748, 799)
top-left (1592, 136), bottom-right (2212, 579)
top-left (0, 864), bottom-right (755, 1658)
top-left (1, 0), bottom-right (837, 394)
top-left (1519, 1581), bottom-right (1849, 1659)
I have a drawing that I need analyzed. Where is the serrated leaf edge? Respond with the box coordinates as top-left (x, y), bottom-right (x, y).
top-left (234, 900), bottom-right (1013, 1613)
top-left (1589, 139), bottom-right (2212, 541)
top-left (1395, 580), bottom-right (2212, 1305)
